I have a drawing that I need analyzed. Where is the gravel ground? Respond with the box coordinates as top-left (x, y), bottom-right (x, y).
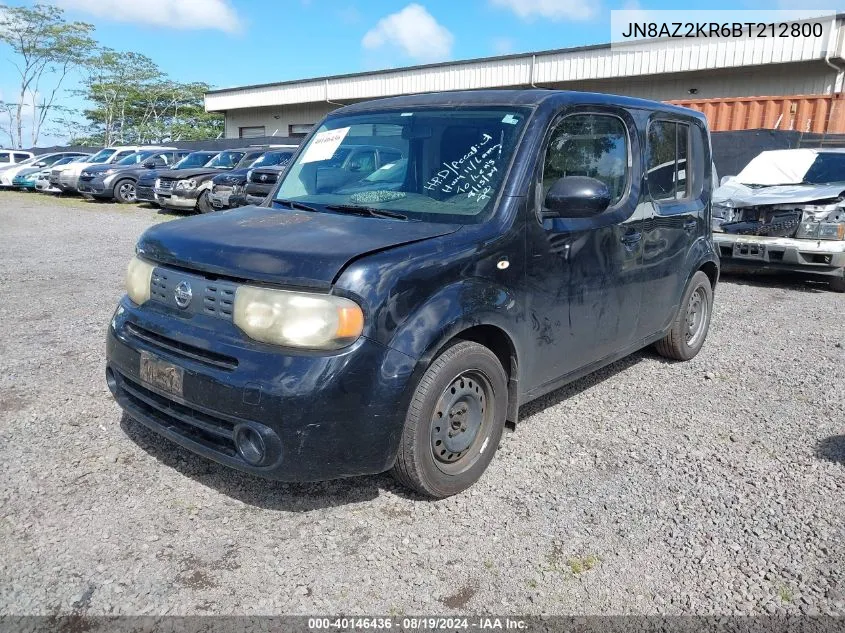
top-left (0, 191), bottom-right (843, 618)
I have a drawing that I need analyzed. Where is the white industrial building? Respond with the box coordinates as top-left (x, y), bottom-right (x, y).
top-left (205, 15), bottom-right (845, 139)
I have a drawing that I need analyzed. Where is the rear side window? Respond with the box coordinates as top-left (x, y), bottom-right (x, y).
top-left (648, 121), bottom-right (689, 201)
top-left (0, 153), bottom-right (10, 163)
top-left (543, 113), bottom-right (629, 205)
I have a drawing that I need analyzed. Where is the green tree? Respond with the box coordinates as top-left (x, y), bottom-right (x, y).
top-left (75, 49), bottom-right (223, 144)
top-left (0, 3), bottom-right (95, 147)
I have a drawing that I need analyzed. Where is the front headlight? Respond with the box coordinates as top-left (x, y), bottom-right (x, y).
top-left (125, 256), bottom-right (155, 305)
top-left (797, 221), bottom-right (845, 240)
top-left (818, 222), bottom-right (845, 240)
top-left (103, 168), bottom-right (117, 175)
top-left (712, 203), bottom-right (732, 219)
top-left (233, 286), bottom-right (364, 349)
top-left (176, 179), bottom-right (197, 190)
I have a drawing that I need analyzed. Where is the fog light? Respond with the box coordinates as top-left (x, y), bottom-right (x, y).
top-left (234, 424), bottom-right (267, 466)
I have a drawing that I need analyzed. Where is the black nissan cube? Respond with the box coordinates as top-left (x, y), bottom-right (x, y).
top-left (106, 90), bottom-right (719, 498)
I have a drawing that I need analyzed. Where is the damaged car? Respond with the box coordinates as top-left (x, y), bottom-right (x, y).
top-left (713, 148), bottom-right (845, 292)
top-left (154, 147), bottom-right (269, 213)
top-left (106, 90), bottom-right (718, 497)
top-left (208, 146), bottom-right (297, 211)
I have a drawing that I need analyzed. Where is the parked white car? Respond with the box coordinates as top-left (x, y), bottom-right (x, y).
top-left (0, 151), bottom-right (91, 188)
top-left (0, 149), bottom-right (35, 171)
top-left (51, 145), bottom-right (176, 193)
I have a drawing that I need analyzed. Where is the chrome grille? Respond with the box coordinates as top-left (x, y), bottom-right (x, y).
top-left (157, 179), bottom-right (174, 190)
top-left (150, 267), bottom-right (237, 321)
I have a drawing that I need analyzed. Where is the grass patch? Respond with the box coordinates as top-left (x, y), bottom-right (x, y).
top-left (1, 189), bottom-right (181, 222)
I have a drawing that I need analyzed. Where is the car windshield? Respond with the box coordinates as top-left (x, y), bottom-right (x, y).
top-left (274, 108), bottom-right (529, 223)
top-left (173, 152), bottom-right (216, 169)
top-left (251, 151), bottom-right (294, 168)
top-left (51, 156), bottom-right (78, 167)
top-left (88, 149), bottom-right (116, 164)
top-left (735, 149), bottom-right (845, 186)
top-left (206, 151), bottom-right (246, 169)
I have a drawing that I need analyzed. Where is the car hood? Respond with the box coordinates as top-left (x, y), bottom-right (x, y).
top-left (713, 180), bottom-right (845, 207)
top-left (157, 167), bottom-right (228, 179)
top-left (13, 166), bottom-right (40, 178)
top-left (137, 205), bottom-right (461, 289)
top-left (212, 168), bottom-right (249, 185)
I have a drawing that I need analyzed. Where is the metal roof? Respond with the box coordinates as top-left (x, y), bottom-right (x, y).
top-left (205, 16), bottom-right (845, 113)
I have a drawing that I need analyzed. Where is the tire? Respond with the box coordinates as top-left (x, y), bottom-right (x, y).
top-left (113, 179), bottom-right (136, 203)
top-left (830, 274), bottom-right (845, 293)
top-left (655, 271), bottom-right (713, 361)
top-left (197, 190), bottom-right (213, 214)
top-left (391, 340), bottom-right (508, 498)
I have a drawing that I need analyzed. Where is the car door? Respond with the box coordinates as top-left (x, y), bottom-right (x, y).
top-left (636, 118), bottom-right (706, 338)
top-left (525, 108), bottom-right (645, 391)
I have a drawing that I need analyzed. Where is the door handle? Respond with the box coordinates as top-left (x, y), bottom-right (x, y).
top-left (683, 219), bottom-right (698, 232)
top-left (621, 232), bottom-right (642, 247)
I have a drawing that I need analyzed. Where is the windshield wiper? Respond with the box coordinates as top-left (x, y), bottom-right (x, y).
top-left (324, 204), bottom-right (407, 220)
top-left (274, 198), bottom-right (319, 212)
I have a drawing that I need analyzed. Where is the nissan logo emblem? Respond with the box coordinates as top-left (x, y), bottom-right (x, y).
top-left (260, 173), bottom-right (268, 182)
top-left (174, 281), bottom-right (192, 309)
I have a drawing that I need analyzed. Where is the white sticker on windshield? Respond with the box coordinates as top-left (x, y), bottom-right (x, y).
top-left (501, 114), bottom-right (519, 125)
top-left (300, 127), bottom-right (351, 164)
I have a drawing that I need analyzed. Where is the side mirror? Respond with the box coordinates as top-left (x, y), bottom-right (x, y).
top-left (33, 161), bottom-right (46, 167)
top-left (720, 175), bottom-right (735, 186)
top-left (543, 176), bottom-right (612, 218)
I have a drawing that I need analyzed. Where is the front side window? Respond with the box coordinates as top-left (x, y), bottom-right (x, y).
top-left (647, 121), bottom-right (689, 201)
top-left (14, 153), bottom-right (31, 162)
top-left (542, 113), bottom-right (629, 206)
top-left (274, 107), bottom-right (530, 224)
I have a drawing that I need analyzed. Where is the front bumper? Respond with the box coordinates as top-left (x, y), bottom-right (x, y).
top-left (106, 297), bottom-right (415, 481)
top-left (78, 176), bottom-right (114, 198)
top-left (155, 189), bottom-right (198, 210)
top-left (209, 186), bottom-right (245, 209)
top-left (714, 233), bottom-right (845, 279)
top-left (35, 178), bottom-right (59, 193)
top-left (12, 178), bottom-right (36, 190)
top-left (136, 184), bottom-right (156, 203)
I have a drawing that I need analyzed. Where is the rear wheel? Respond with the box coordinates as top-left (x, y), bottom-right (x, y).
top-left (197, 190), bottom-right (213, 214)
top-left (655, 271), bottom-right (713, 361)
top-left (113, 179), bottom-right (136, 203)
top-left (391, 340), bottom-right (507, 498)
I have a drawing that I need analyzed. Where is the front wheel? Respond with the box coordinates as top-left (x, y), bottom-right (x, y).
top-left (197, 190), bottom-right (213, 214)
top-left (654, 270), bottom-right (713, 361)
top-left (391, 340), bottom-right (507, 498)
top-left (113, 179), bottom-right (136, 203)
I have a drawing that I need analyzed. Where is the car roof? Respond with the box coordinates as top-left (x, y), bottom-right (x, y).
top-left (334, 89), bottom-right (703, 120)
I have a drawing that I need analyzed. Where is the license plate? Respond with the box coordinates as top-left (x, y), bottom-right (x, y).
top-left (139, 351), bottom-right (183, 397)
top-left (733, 242), bottom-right (766, 260)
